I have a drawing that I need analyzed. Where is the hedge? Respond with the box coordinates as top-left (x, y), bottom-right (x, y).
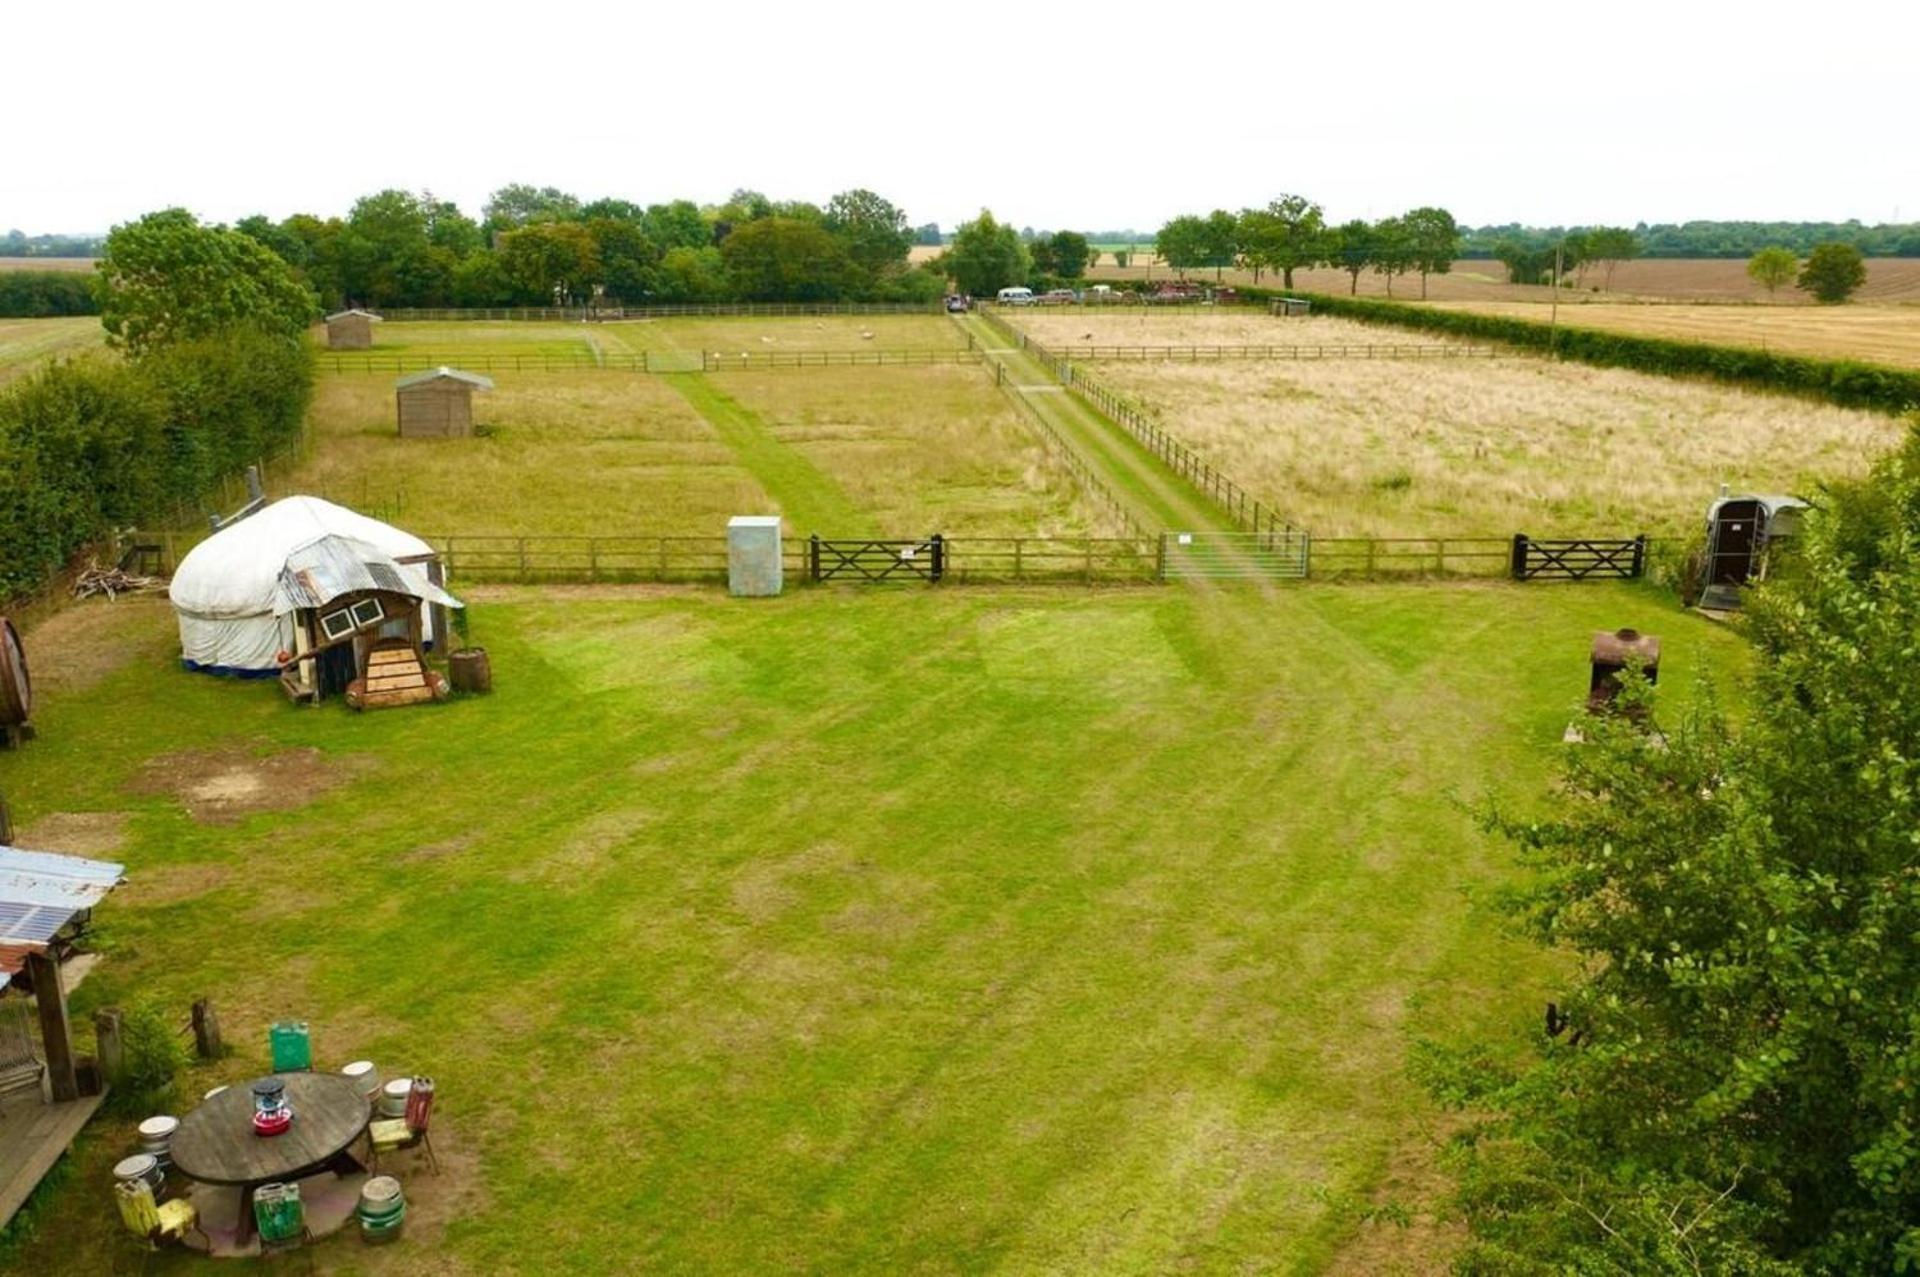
top-left (0, 329), bottom-right (312, 597)
top-left (0, 271), bottom-right (99, 317)
top-left (1235, 285), bottom-right (1920, 415)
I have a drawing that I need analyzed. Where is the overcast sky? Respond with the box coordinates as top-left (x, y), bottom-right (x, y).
top-left (7, 0), bottom-right (1917, 235)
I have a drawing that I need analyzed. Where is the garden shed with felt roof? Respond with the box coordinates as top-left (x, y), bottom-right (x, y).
top-left (395, 366), bottom-right (493, 438)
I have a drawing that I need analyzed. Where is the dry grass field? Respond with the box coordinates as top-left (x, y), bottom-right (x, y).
top-left (1428, 300), bottom-right (1920, 369)
top-left (1014, 311), bottom-right (1467, 350)
top-left (293, 316), bottom-right (1100, 541)
top-left (1008, 314), bottom-right (1901, 538)
top-left (0, 256), bottom-right (96, 272)
top-left (1077, 256), bottom-right (1920, 305)
top-left (289, 373), bottom-right (769, 535)
top-left (0, 316), bottom-right (105, 383)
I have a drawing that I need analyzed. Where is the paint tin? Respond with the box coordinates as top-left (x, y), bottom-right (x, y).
top-left (341, 1060), bottom-right (381, 1104)
top-left (378, 1077), bottom-right (413, 1118)
top-left (113, 1153), bottom-right (165, 1195)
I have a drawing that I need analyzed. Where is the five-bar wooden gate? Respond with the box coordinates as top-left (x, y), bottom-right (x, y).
top-left (1510, 534), bottom-right (1646, 581)
top-left (810, 535), bottom-right (946, 582)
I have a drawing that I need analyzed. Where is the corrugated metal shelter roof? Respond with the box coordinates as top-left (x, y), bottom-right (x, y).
top-left (0, 846), bottom-right (124, 988)
top-left (326, 309), bottom-right (383, 322)
top-left (395, 366), bottom-right (494, 391)
top-left (274, 535), bottom-right (463, 612)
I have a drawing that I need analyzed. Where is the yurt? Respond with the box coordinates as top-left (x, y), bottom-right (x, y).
top-left (169, 497), bottom-right (462, 707)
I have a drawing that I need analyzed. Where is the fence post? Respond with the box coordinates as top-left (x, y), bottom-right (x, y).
top-left (1631, 534), bottom-right (1647, 579)
top-left (518, 538), bottom-right (528, 582)
top-left (588, 539), bottom-right (599, 583)
top-left (1510, 533), bottom-right (1530, 580)
top-left (1155, 532), bottom-right (1168, 583)
top-left (1014, 538), bottom-right (1024, 581)
top-left (809, 534), bottom-right (821, 582)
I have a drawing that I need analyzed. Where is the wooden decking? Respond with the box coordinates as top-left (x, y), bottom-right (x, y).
top-left (0, 1088), bottom-right (105, 1229)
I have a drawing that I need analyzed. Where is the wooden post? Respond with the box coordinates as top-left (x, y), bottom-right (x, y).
top-left (93, 1008), bottom-right (124, 1084)
top-left (26, 951), bottom-right (77, 1102)
top-left (0, 793), bottom-right (11, 845)
top-left (191, 998), bottom-right (224, 1059)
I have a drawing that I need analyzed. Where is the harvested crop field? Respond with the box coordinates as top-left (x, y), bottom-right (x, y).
top-left (1067, 338), bottom-right (1900, 537)
top-left (0, 256), bottom-right (97, 272)
top-left (1427, 300), bottom-right (1920, 369)
top-left (0, 316), bottom-right (105, 382)
top-left (1011, 311), bottom-right (1469, 351)
top-left (1079, 257), bottom-right (1920, 305)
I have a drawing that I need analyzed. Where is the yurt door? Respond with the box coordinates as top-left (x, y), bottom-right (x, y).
top-left (1708, 500), bottom-right (1763, 586)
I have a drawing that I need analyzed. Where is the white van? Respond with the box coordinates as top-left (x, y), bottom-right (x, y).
top-left (996, 286), bottom-right (1035, 306)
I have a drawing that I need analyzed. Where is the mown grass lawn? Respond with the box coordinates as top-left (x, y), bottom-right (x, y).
top-left (3, 581), bottom-right (1746, 1274)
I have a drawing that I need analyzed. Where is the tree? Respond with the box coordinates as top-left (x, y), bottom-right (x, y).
top-left (1428, 427), bottom-right (1920, 1272)
top-left (336, 189), bottom-right (433, 306)
top-left (96, 208), bottom-right (318, 354)
top-left (588, 218), bottom-right (661, 303)
top-left (1493, 235), bottom-right (1558, 286)
top-left (581, 198), bottom-right (646, 223)
top-left (496, 221), bottom-right (601, 304)
top-left (1400, 206), bottom-right (1459, 299)
top-left (1368, 216), bottom-right (1414, 298)
top-left (911, 223), bottom-right (943, 247)
top-left (642, 201), bottom-right (711, 252)
top-left (1583, 226), bottom-right (1639, 291)
top-left (1747, 246), bottom-right (1799, 298)
top-left (1045, 231), bottom-right (1091, 279)
top-left (1327, 219), bottom-right (1375, 294)
top-left (655, 246), bottom-right (727, 302)
top-left (1798, 241), bottom-right (1867, 303)
top-left (824, 189), bottom-right (913, 282)
top-left (719, 217), bottom-right (859, 301)
top-left (1202, 209), bottom-right (1240, 280)
top-left (1243, 194), bottom-right (1326, 289)
top-left (944, 210), bottom-right (1029, 297)
top-left (481, 184), bottom-right (581, 234)
top-left (1154, 215), bottom-right (1210, 277)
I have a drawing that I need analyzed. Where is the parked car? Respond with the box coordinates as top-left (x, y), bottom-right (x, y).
top-left (944, 293), bottom-right (971, 313)
top-left (1040, 289), bottom-right (1078, 305)
top-left (996, 286), bottom-right (1036, 306)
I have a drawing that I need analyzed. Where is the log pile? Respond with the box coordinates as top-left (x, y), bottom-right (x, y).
top-left (72, 561), bottom-right (163, 601)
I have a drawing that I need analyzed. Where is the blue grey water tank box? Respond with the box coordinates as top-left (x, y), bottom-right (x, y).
top-left (727, 516), bottom-right (783, 597)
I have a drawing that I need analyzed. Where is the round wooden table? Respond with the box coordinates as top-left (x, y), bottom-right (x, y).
top-left (170, 1073), bottom-right (371, 1243)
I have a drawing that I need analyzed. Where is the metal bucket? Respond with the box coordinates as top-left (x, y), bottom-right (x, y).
top-left (341, 1060), bottom-right (382, 1104)
top-left (113, 1153), bottom-right (165, 1195)
top-left (136, 1115), bottom-right (179, 1169)
top-left (378, 1077), bottom-right (413, 1118)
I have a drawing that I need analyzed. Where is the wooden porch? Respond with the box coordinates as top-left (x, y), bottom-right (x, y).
top-left (0, 1086), bottom-right (105, 1229)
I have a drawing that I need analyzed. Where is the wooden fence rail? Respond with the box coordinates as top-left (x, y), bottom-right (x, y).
top-left (371, 302), bottom-right (946, 322)
top-left (319, 349), bottom-right (984, 375)
top-left (1038, 343), bottom-right (1497, 363)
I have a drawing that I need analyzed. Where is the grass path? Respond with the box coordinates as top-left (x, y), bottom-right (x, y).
top-left (597, 322), bottom-right (872, 534)
top-left (955, 314), bottom-right (1238, 534)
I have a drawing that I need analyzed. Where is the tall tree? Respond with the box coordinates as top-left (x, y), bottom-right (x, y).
top-left (1369, 216), bottom-right (1415, 298)
top-left (944, 210), bottom-right (1030, 296)
top-left (642, 201), bottom-right (711, 252)
top-left (337, 189), bottom-right (434, 306)
top-left (1155, 214), bottom-right (1210, 277)
top-left (1798, 242), bottom-right (1867, 303)
top-left (496, 221), bottom-right (601, 304)
top-left (1202, 209), bottom-right (1240, 280)
top-left (824, 189), bottom-right (913, 282)
top-left (1045, 231), bottom-right (1091, 279)
top-left (1432, 427), bottom-right (1920, 1272)
top-left (588, 219), bottom-right (662, 303)
top-left (482, 184), bottom-right (582, 235)
top-left (719, 217), bottom-right (859, 301)
top-left (1328, 219), bottom-right (1375, 294)
top-left (1400, 206), bottom-right (1459, 299)
top-left (1249, 194), bottom-right (1326, 289)
top-left (1583, 226), bottom-right (1639, 291)
top-left (95, 209), bottom-right (318, 353)
top-left (1746, 246), bottom-right (1799, 297)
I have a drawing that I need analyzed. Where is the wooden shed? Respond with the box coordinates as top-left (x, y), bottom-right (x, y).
top-left (395, 367), bottom-right (494, 439)
top-left (324, 309), bottom-right (381, 349)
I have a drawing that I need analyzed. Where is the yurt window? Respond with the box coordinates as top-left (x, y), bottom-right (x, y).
top-left (320, 607), bottom-right (358, 642)
top-left (349, 598), bottom-right (385, 629)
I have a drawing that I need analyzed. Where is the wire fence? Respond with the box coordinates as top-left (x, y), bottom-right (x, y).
top-left (1031, 343), bottom-right (1497, 363)
top-left (317, 348), bottom-right (986, 375)
top-left (976, 307), bottom-right (1301, 544)
top-left (369, 302), bottom-right (946, 322)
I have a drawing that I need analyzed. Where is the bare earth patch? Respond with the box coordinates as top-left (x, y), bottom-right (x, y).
top-left (121, 861), bottom-right (230, 907)
top-left (129, 743), bottom-right (373, 824)
top-left (19, 595), bottom-right (172, 697)
top-left (15, 809), bottom-right (130, 855)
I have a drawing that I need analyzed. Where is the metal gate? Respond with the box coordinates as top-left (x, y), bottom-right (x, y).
top-left (1159, 530), bottom-right (1310, 581)
top-left (1510, 534), bottom-right (1646, 581)
top-left (810, 535), bottom-right (946, 583)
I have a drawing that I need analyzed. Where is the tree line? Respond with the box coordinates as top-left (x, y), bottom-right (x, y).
top-left (1461, 219), bottom-right (1920, 259)
top-left (223, 185), bottom-right (947, 310)
top-left (1148, 197), bottom-right (1465, 298)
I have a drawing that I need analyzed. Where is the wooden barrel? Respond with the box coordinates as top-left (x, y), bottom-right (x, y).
top-left (0, 618), bottom-right (29, 726)
top-left (449, 647), bottom-right (491, 694)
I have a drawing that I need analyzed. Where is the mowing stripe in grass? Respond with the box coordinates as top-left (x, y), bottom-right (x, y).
top-left (958, 315), bottom-right (1237, 534)
top-left (661, 373), bottom-right (874, 535)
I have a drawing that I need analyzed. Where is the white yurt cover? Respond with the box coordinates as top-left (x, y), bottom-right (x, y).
top-left (169, 496), bottom-right (446, 676)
